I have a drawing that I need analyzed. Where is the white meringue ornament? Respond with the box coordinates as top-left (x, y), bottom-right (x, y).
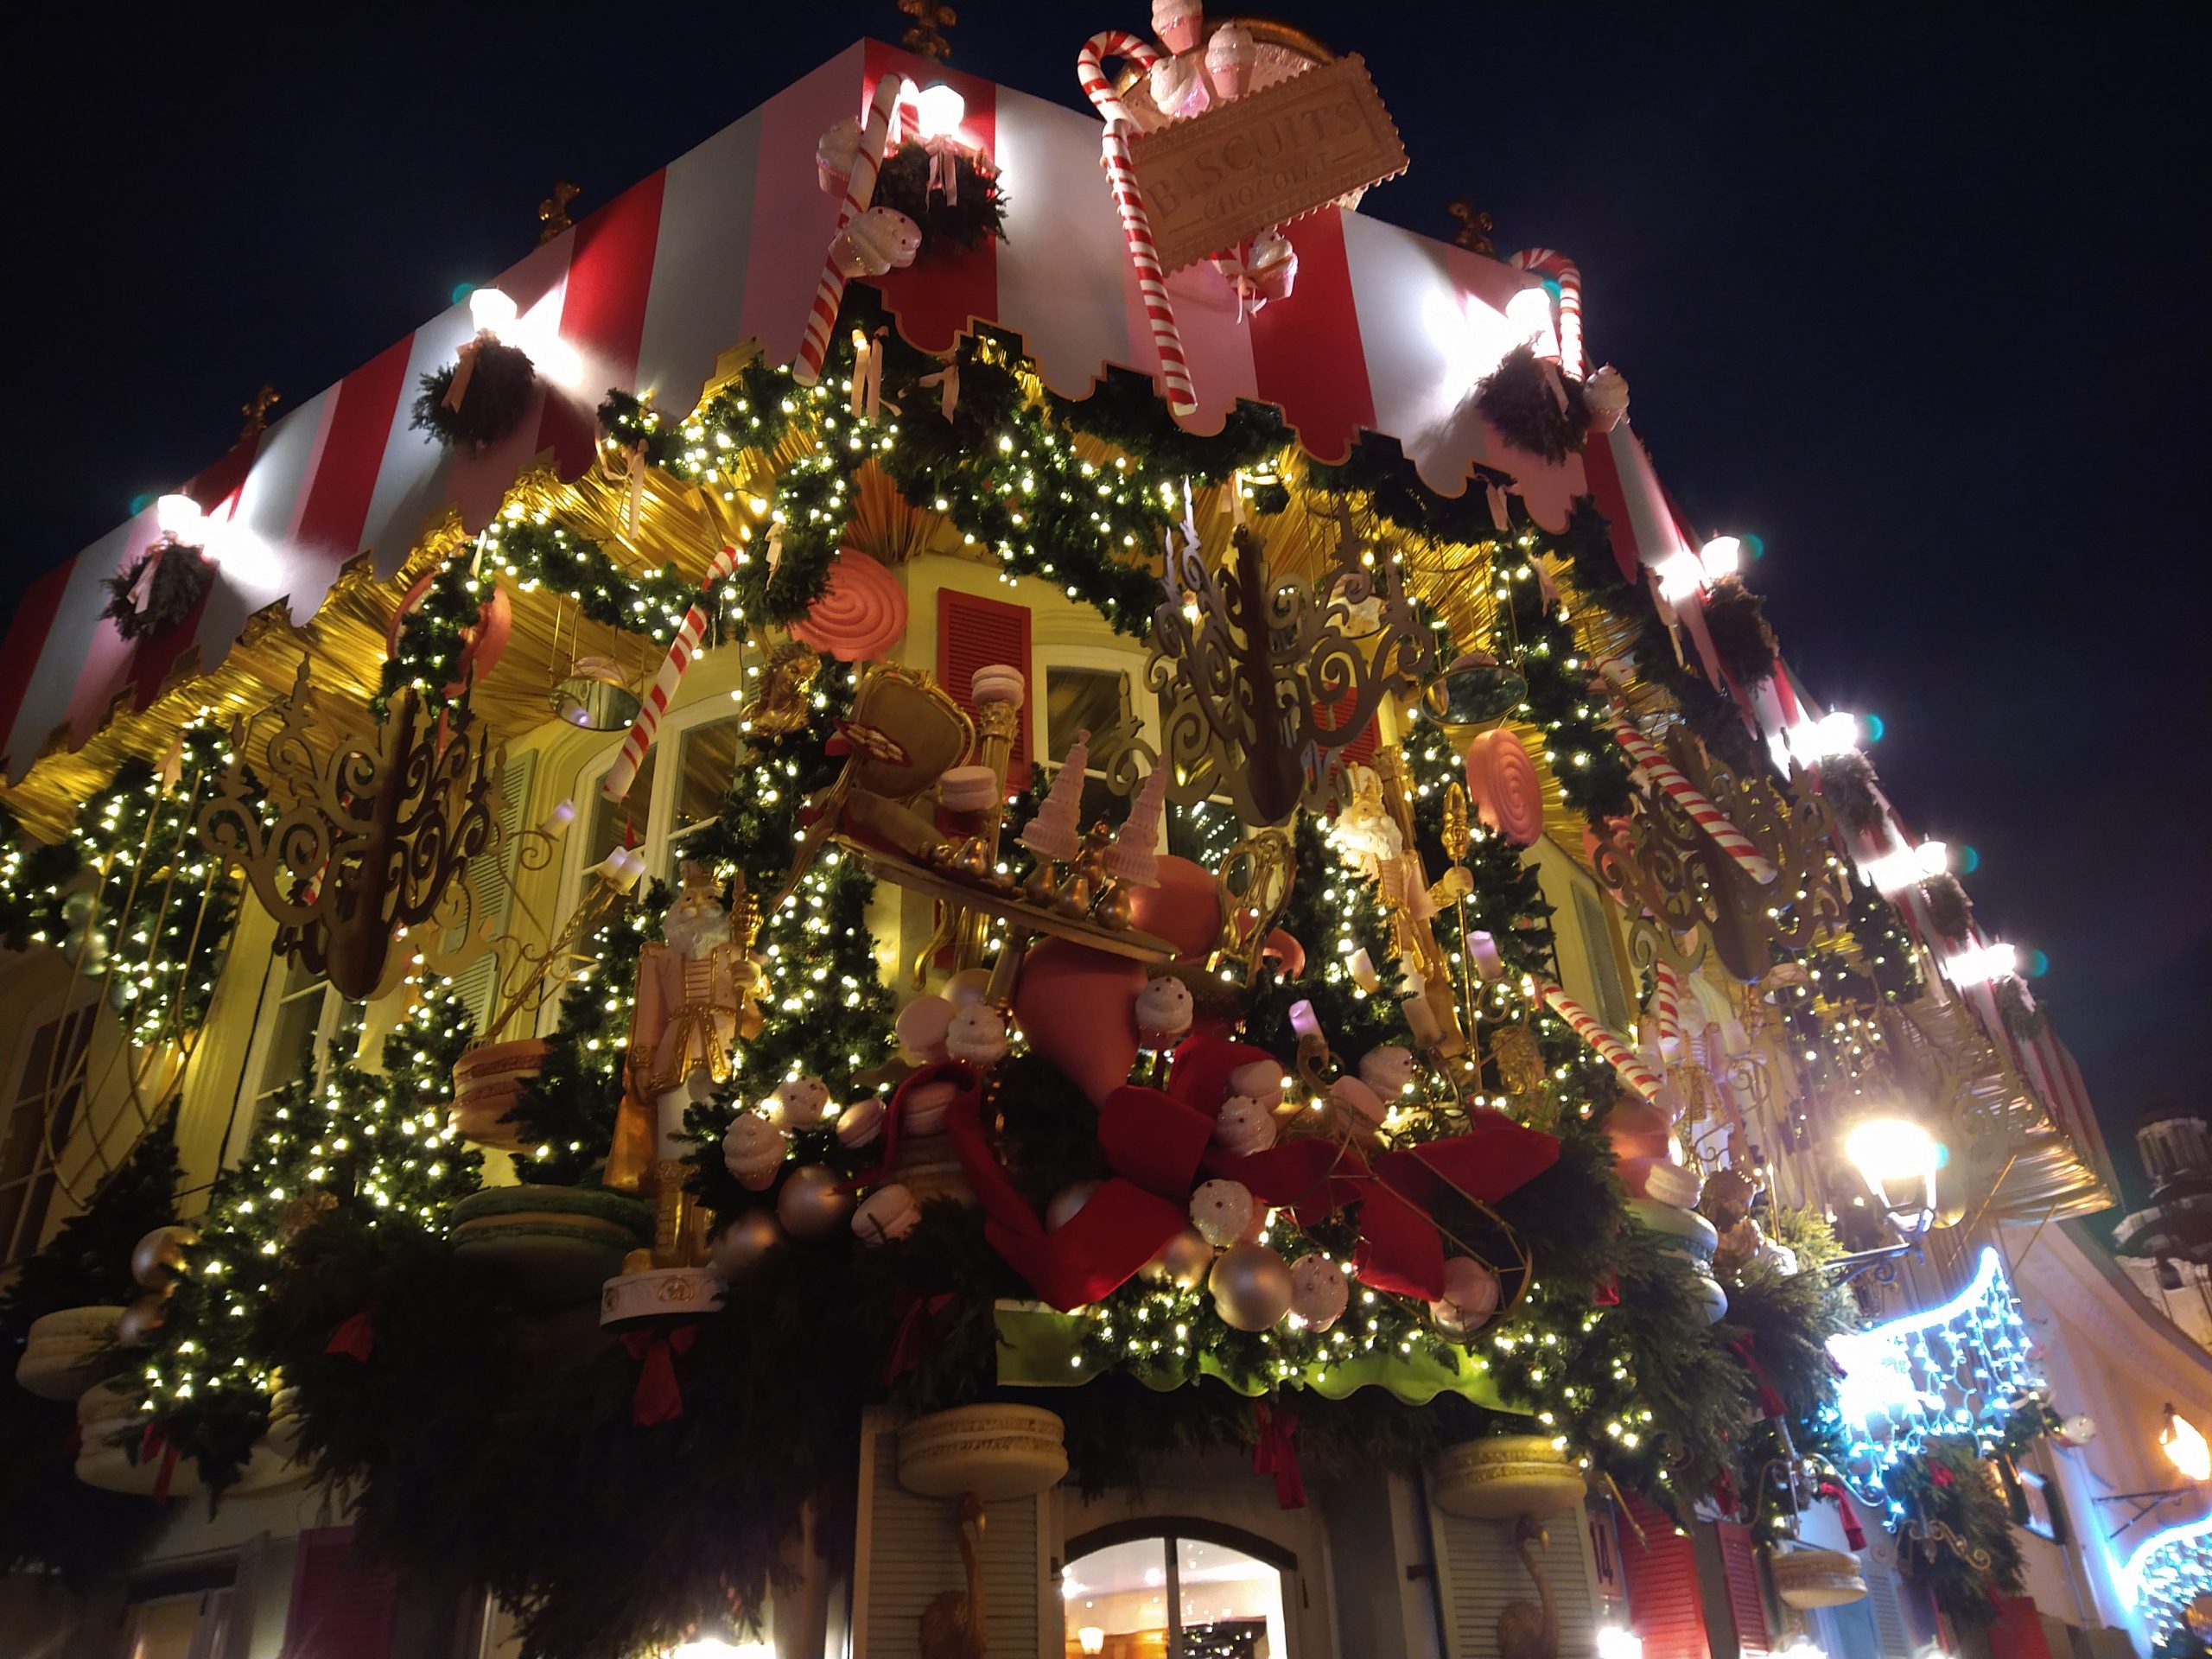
top-left (1289, 1254), bottom-right (1349, 1332)
top-left (1190, 1179), bottom-right (1255, 1248)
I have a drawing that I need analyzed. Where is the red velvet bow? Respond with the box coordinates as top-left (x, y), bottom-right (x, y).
top-left (139, 1422), bottom-right (181, 1503)
top-left (1727, 1330), bottom-right (1786, 1419)
top-left (325, 1310), bottom-right (377, 1361)
top-left (1815, 1476), bottom-right (1868, 1551)
top-left (883, 1287), bottom-right (957, 1387)
top-left (1252, 1402), bottom-right (1306, 1509)
top-left (937, 1037), bottom-right (1560, 1311)
top-left (1930, 1464), bottom-right (1955, 1489)
top-left (620, 1325), bottom-right (700, 1427)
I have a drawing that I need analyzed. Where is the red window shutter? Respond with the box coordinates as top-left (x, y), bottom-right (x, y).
top-left (282, 1527), bottom-right (396, 1659)
top-left (937, 591), bottom-right (1033, 791)
top-left (1985, 1596), bottom-right (2056, 1659)
top-left (1713, 1521), bottom-right (1772, 1658)
top-left (1618, 1497), bottom-right (1712, 1659)
top-left (1319, 690), bottom-right (1379, 771)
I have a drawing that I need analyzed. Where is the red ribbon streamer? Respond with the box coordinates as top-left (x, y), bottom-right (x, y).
top-left (620, 1325), bottom-right (699, 1427)
top-left (325, 1310), bottom-right (377, 1361)
top-left (883, 1287), bottom-right (957, 1387)
top-left (932, 1037), bottom-right (1560, 1311)
top-left (1816, 1477), bottom-right (1868, 1551)
top-left (138, 1423), bottom-right (181, 1503)
top-left (1252, 1402), bottom-right (1306, 1510)
top-left (1727, 1330), bottom-right (1786, 1418)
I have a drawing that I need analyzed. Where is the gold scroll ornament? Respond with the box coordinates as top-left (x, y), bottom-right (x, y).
top-left (1126, 54), bottom-right (1408, 275)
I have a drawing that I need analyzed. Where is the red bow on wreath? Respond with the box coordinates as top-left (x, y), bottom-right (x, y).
top-left (325, 1309), bottom-right (378, 1361)
top-left (924, 1038), bottom-right (1560, 1311)
top-left (620, 1324), bottom-right (700, 1427)
top-left (1252, 1402), bottom-right (1306, 1510)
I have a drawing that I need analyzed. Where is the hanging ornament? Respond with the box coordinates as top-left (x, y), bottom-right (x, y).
top-left (1210, 1241), bottom-right (1293, 1332)
top-left (709, 1209), bottom-right (786, 1277)
top-left (1144, 1226), bottom-right (1215, 1288)
top-left (1430, 1256), bottom-right (1502, 1338)
top-left (1191, 1179), bottom-right (1257, 1248)
top-left (1289, 1255), bottom-right (1349, 1332)
top-left (776, 1165), bottom-right (855, 1241)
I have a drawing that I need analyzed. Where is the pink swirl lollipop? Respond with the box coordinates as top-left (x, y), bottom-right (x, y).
top-left (1465, 728), bottom-right (1544, 847)
top-left (788, 549), bottom-right (907, 663)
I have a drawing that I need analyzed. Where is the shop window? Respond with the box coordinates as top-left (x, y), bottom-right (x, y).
top-left (1045, 664), bottom-right (1145, 836)
top-left (1572, 885), bottom-right (1632, 1031)
top-left (0, 1003), bottom-right (96, 1265)
top-left (573, 708), bottom-right (749, 899)
top-left (1063, 1522), bottom-right (1293, 1658)
top-left (124, 1580), bottom-right (233, 1659)
top-left (234, 956), bottom-right (364, 1162)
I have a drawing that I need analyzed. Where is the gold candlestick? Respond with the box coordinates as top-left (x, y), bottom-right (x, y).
top-left (951, 695), bottom-right (1022, 973)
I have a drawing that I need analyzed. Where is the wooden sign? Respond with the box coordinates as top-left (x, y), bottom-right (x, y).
top-left (1127, 54), bottom-right (1408, 276)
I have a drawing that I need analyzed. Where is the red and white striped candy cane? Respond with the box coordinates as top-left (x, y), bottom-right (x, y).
top-left (1077, 31), bottom-right (1198, 416)
top-left (1508, 249), bottom-right (1585, 379)
top-left (1646, 960), bottom-right (1684, 1060)
top-left (1539, 981), bottom-right (1665, 1103)
top-left (601, 545), bottom-right (743, 802)
top-left (793, 73), bottom-right (906, 388)
top-left (1610, 718), bottom-right (1777, 885)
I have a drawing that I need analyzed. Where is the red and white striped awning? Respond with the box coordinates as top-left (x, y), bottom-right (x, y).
top-left (0, 38), bottom-right (1584, 777)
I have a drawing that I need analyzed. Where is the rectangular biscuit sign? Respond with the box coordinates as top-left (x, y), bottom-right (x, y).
top-left (1127, 55), bottom-right (1409, 276)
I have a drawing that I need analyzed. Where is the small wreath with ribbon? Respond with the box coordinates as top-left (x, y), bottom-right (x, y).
top-left (103, 539), bottom-right (215, 641)
top-left (1474, 343), bottom-right (1591, 463)
top-left (871, 138), bottom-right (1007, 251)
top-left (412, 334), bottom-right (537, 454)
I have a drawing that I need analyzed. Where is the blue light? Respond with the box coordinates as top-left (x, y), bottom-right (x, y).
top-left (2116, 1511), bottom-right (2212, 1644)
top-left (1958, 846), bottom-right (1981, 874)
top-left (1862, 714), bottom-right (1885, 743)
top-left (2026, 950), bottom-right (2050, 979)
top-left (451, 282), bottom-right (476, 306)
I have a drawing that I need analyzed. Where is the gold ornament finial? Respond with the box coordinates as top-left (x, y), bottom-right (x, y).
top-left (537, 180), bottom-right (582, 244)
top-left (239, 384), bottom-right (280, 440)
top-left (899, 0), bottom-right (957, 60)
top-left (1448, 200), bottom-right (1496, 256)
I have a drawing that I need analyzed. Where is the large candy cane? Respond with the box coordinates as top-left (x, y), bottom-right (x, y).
top-left (1611, 718), bottom-right (1777, 885)
top-left (1508, 249), bottom-right (1585, 379)
top-left (1539, 980), bottom-right (1665, 1103)
top-left (601, 544), bottom-right (743, 801)
top-left (1646, 960), bottom-right (1684, 1060)
top-left (1077, 32), bottom-right (1198, 416)
top-left (793, 74), bottom-right (906, 389)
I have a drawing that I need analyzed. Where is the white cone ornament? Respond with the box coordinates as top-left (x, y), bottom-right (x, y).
top-left (1020, 730), bottom-right (1090, 860)
top-left (722, 1116), bottom-right (790, 1192)
top-left (1046, 1180), bottom-right (1102, 1231)
top-left (1135, 976), bottom-right (1194, 1051)
top-left (1211, 1096), bottom-right (1278, 1156)
top-left (1289, 1254), bottom-right (1349, 1332)
top-left (1104, 765), bottom-right (1171, 887)
top-left (1431, 1256), bottom-right (1503, 1338)
top-left (945, 1004), bottom-right (1010, 1067)
top-left (1144, 1225), bottom-right (1215, 1288)
top-left (1190, 1179), bottom-right (1256, 1248)
top-left (1150, 53), bottom-right (1208, 119)
top-left (711, 1208), bottom-right (785, 1276)
top-left (777, 1164), bottom-right (855, 1241)
top-left (1244, 229), bottom-right (1298, 308)
top-left (817, 115), bottom-right (861, 194)
top-left (772, 1076), bottom-right (834, 1128)
top-left (831, 207), bottom-right (921, 278)
top-left (1211, 1242), bottom-right (1293, 1332)
top-left (836, 1097), bottom-right (886, 1149)
top-left (1154, 0), bottom-right (1206, 54)
top-left (853, 1183), bottom-right (922, 1246)
top-left (1205, 22), bottom-right (1258, 99)
top-left (1583, 365), bottom-right (1629, 433)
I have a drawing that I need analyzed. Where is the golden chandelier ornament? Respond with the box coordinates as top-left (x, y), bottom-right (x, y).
top-left (1149, 512), bottom-right (1436, 826)
top-left (1588, 728), bottom-right (1846, 983)
top-left (197, 660), bottom-right (504, 1001)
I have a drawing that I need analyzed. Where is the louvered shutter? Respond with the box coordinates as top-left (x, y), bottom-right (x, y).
top-left (1985, 1596), bottom-right (2056, 1659)
top-left (850, 1412), bottom-right (1051, 1659)
top-left (281, 1527), bottom-right (395, 1659)
top-left (1319, 690), bottom-right (1379, 772)
top-left (1618, 1497), bottom-right (1711, 1659)
top-left (1427, 1500), bottom-right (1606, 1659)
top-left (444, 750), bottom-right (537, 1029)
top-left (938, 592), bottom-right (1033, 790)
top-left (1860, 1551), bottom-right (1919, 1657)
top-left (1713, 1521), bottom-right (1771, 1658)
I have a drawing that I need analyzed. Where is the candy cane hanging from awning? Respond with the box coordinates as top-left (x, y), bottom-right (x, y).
top-left (1610, 718), bottom-right (1777, 885)
top-left (1538, 980), bottom-right (1665, 1103)
top-left (1508, 249), bottom-right (1585, 379)
top-left (1076, 31), bottom-right (1198, 416)
top-left (601, 543), bottom-right (743, 802)
top-left (1646, 960), bottom-right (1685, 1060)
top-left (794, 73), bottom-right (906, 389)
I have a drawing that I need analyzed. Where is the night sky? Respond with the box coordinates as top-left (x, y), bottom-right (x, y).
top-left (10, 5), bottom-right (2208, 1211)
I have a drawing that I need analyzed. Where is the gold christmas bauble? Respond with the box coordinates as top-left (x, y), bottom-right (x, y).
top-left (776, 1165), bottom-right (854, 1241)
top-left (1143, 1226), bottom-right (1214, 1289)
top-left (709, 1209), bottom-right (786, 1277)
top-left (1210, 1242), bottom-right (1293, 1332)
top-left (116, 1291), bottom-right (171, 1348)
top-left (131, 1224), bottom-right (195, 1288)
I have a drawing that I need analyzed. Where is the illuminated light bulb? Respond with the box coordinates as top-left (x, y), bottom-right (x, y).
top-left (155, 493), bottom-right (205, 539)
top-left (2161, 1406), bottom-right (2210, 1482)
top-left (1505, 284), bottom-right (1560, 359)
top-left (1698, 535), bottom-right (1743, 582)
top-left (914, 82), bottom-right (966, 140)
top-left (1844, 1115), bottom-right (1941, 1226)
top-left (468, 285), bottom-right (518, 335)
top-left (1942, 939), bottom-right (2018, 988)
top-left (1655, 550), bottom-right (1705, 602)
top-left (1914, 839), bottom-right (1949, 876)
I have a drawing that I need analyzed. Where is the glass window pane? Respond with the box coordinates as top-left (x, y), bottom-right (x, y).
top-left (1176, 1536), bottom-right (1285, 1658)
top-left (1064, 1538), bottom-right (1170, 1656)
top-left (1046, 668), bottom-right (1128, 764)
top-left (257, 988), bottom-right (324, 1099)
top-left (585, 747), bottom-right (656, 872)
top-left (675, 718), bottom-right (744, 830)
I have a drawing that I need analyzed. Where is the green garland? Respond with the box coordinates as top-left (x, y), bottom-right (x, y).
top-left (1883, 1435), bottom-right (2027, 1627)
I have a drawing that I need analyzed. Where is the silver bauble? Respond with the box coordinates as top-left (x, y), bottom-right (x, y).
top-left (116, 1291), bottom-right (171, 1348)
top-left (1209, 1242), bottom-right (1293, 1332)
top-left (60, 888), bottom-right (96, 928)
top-left (943, 968), bottom-right (993, 1007)
top-left (776, 1164), bottom-right (855, 1241)
top-left (130, 1224), bottom-right (195, 1288)
top-left (1143, 1226), bottom-right (1215, 1289)
top-left (709, 1208), bottom-right (787, 1277)
top-left (1046, 1180), bottom-right (1102, 1232)
top-left (1288, 1253), bottom-right (1349, 1332)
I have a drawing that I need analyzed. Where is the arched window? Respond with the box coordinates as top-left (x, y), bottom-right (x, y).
top-left (1061, 1519), bottom-right (1295, 1658)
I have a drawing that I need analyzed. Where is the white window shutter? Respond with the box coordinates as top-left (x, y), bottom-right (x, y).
top-left (1427, 1495), bottom-right (1608, 1659)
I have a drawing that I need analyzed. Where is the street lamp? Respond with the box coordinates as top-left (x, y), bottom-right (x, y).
top-left (2162, 1406), bottom-right (2209, 1483)
top-left (1845, 1116), bottom-right (1941, 1233)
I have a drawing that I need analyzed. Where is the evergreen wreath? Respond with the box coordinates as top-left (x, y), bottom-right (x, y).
top-left (1474, 344), bottom-right (1592, 463)
top-left (1700, 574), bottom-right (1780, 686)
top-left (102, 542), bottom-right (215, 641)
top-left (1919, 871), bottom-right (1974, 942)
top-left (1884, 1435), bottom-right (2028, 1627)
top-left (413, 335), bottom-right (537, 453)
top-left (871, 138), bottom-right (1008, 250)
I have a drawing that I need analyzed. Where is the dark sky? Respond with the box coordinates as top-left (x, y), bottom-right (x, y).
top-left (10, 5), bottom-right (2209, 1208)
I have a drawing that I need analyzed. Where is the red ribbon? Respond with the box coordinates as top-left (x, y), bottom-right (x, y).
top-left (620, 1325), bottom-right (700, 1427)
top-left (1727, 1330), bottom-right (1786, 1418)
top-left (934, 1038), bottom-right (1560, 1311)
top-left (883, 1287), bottom-right (957, 1387)
top-left (1252, 1402), bottom-right (1306, 1510)
top-left (139, 1423), bottom-right (181, 1503)
top-left (325, 1310), bottom-right (377, 1361)
top-left (1930, 1464), bottom-right (1955, 1489)
top-left (1815, 1477), bottom-right (1868, 1551)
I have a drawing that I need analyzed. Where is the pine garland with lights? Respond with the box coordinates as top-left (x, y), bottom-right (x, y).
top-left (1244, 812), bottom-right (1405, 1065)
top-left (1882, 1434), bottom-right (2028, 1627)
top-left (142, 971), bottom-right (483, 1490)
